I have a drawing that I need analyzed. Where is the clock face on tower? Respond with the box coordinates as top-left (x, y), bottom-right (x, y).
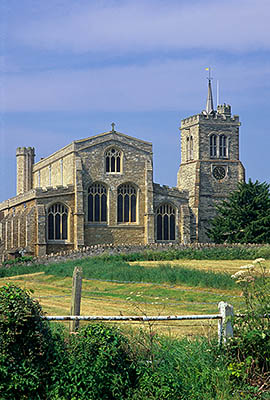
top-left (212, 166), bottom-right (226, 180)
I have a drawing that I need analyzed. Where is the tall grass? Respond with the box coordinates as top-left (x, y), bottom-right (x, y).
top-left (44, 258), bottom-right (236, 290)
top-left (99, 245), bottom-right (269, 261)
top-left (0, 263), bottom-right (45, 278)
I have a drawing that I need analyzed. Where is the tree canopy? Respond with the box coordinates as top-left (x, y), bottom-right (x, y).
top-left (208, 179), bottom-right (270, 244)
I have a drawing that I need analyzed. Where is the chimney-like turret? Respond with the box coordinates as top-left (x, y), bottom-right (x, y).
top-left (16, 147), bottom-right (35, 195)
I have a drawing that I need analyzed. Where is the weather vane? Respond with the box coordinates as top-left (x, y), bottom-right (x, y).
top-left (205, 67), bottom-right (213, 81)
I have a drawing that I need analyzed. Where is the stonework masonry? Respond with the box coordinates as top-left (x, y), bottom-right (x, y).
top-left (0, 88), bottom-right (246, 259)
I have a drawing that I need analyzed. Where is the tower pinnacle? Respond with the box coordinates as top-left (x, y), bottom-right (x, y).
top-left (206, 78), bottom-right (214, 114)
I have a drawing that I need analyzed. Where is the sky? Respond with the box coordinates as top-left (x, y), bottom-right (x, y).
top-left (0, 0), bottom-right (270, 201)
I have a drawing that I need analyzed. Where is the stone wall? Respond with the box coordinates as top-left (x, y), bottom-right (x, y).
top-left (33, 153), bottom-right (74, 189)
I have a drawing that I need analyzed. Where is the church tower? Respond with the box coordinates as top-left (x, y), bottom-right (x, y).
top-left (177, 78), bottom-right (245, 242)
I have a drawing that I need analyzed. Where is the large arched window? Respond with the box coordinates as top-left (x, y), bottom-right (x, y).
top-left (48, 203), bottom-right (68, 240)
top-left (219, 135), bottom-right (227, 158)
top-left (156, 204), bottom-right (176, 241)
top-left (105, 148), bottom-right (122, 173)
top-left (88, 183), bottom-right (107, 223)
top-left (117, 184), bottom-right (136, 223)
top-left (210, 134), bottom-right (217, 157)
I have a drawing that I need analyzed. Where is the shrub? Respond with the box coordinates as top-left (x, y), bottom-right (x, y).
top-left (50, 323), bottom-right (137, 400)
top-left (0, 284), bottom-right (58, 399)
top-left (226, 259), bottom-right (270, 395)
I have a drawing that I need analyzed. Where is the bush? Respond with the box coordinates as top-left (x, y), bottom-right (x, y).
top-left (0, 284), bottom-right (57, 399)
top-left (226, 259), bottom-right (270, 396)
top-left (50, 323), bottom-right (137, 400)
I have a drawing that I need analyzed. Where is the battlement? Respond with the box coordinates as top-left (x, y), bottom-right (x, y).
top-left (0, 189), bottom-right (36, 211)
top-left (217, 103), bottom-right (231, 115)
top-left (181, 110), bottom-right (240, 128)
top-left (16, 147), bottom-right (35, 156)
top-left (35, 184), bottom-right (74, 195)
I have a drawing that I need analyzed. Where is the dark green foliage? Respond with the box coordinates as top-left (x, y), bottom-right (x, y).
top-left (44, 259), bottom-right (236, 289)
top-left (2, 256), bottom-right (33, 266)
top-left (226, 261), bottom-right (270, 392)
top-left (0, 284), bottom-right (56, 399)
top-left (208, 180), bottom-right (270, 244)
top-left (51, 323), bottom-right (136, 400)
top-left (0, 284), bottom-right (268, 399)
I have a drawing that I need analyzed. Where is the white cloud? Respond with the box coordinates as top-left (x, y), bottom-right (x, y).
top-left (9, 0), bottom-right (270, 54)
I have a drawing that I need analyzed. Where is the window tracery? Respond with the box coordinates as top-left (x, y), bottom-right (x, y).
top-left (117, 184), bottom-right (137, 223)
top-left (156, 204), bottom-right (176, 241)
top-left (48, 203), bottom-right (68, 240)
top-left (88, 183), bottom-right (107, 223)
top-left (105, 148), bottom-right (122, 173)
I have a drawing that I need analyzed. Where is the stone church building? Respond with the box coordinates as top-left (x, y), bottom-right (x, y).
top-left (0, 81), bottom-right (245, 258)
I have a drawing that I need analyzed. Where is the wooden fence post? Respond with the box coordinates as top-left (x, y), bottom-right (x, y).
top-left (218, 301), bottom-right (234, 345)
top-left (70, 266), bottom-right (82, 333)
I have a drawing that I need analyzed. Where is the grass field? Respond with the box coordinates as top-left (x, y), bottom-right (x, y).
top-left (1, 258), bottom-right (258, 338)
top-left (130, 258), bottom-right (270, 273)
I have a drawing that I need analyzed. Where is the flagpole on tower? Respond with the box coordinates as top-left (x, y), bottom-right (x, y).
top-left (217, 79), bottom-right (220, 108)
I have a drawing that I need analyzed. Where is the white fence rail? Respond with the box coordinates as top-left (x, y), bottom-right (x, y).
top-left (43, 301), bottom-right (234, 344)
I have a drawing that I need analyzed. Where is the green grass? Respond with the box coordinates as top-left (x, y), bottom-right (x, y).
top-left (97, 245), bottom-right (270, 261)
top-left (42, 258), bottom-right (236, 290)
top-left (0, 263), bottom-right (45, 278)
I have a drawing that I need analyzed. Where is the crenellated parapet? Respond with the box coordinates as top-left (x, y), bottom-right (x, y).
top-left (181, 108), bottom-right (240, 129)
top-left (35, 184), bottom-right (74, 196)
top-left (0, 185), bottom-right (74, 213)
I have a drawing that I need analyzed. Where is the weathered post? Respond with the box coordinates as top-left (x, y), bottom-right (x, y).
top-left (218, 301), bottom-right (234, 345)
top-left (70, 266), bottom-right (82, 333)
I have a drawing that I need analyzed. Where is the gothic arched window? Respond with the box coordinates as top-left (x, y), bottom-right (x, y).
top-left (117, 184), bottom-right (137, 223)
top-left (88, 183), bottom-right (107, 223)
top-left (219, 135), bottom-right (227, 158)
top-left (210, 134), bottom-right (217, 157)
top-left (48, 203), bottom-right (68, 240)
top-left (105, 148), bottom-right (122, 173)
top-left (156, 204), bottom-right (176, 241)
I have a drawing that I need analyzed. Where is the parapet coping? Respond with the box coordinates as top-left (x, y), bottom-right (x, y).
top-left (0, 185), bottom-right (74, 211)
top-left (75, 130), bottom-right (152, 147)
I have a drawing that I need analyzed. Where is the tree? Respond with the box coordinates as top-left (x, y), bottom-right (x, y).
top-left (208, 179), bottom-right (270, 244)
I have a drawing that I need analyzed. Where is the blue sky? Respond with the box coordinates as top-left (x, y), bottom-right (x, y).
top-left (1, 0), bottom-right (270, 201)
